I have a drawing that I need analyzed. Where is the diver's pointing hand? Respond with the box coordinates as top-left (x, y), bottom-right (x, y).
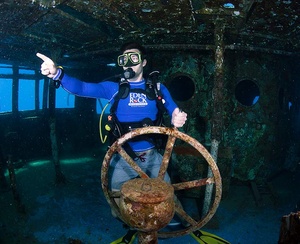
top-left (36, 53), bottom-right (58, 78)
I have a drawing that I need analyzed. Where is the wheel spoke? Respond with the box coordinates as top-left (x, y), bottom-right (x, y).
top-left (174, 199), bottom-right (198, 226)
top-left (158, 134), bottom-right (176, 179)
top-left (172, 177), bottom-right (215, 191)
top-left (118, 146), bottom-right (149, 179)
top-left (108, 190), bottom-right (121, 198)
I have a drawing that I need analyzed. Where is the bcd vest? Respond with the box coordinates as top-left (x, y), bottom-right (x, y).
top-left (105, 71), bottom-right (167, 158)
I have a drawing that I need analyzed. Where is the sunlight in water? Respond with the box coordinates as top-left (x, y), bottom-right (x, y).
top-left (29, 160), bottom-right (51, 167)
top-left (60, 157), bottom-right (95, 165)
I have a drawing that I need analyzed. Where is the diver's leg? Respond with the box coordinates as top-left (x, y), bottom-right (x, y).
top-left (142, 149), bottom-right (171, 182)
top-left (110, 154), bottom-right (139, 217)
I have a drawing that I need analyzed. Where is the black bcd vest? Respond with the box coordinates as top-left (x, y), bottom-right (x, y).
top-left (105, 71), bottom-right (168, 158)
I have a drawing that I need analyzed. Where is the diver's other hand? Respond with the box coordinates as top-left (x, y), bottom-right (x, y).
top-left (36, 53), bottom-right (58, 78)
top-left (171, 108), bottom-right (187, 128)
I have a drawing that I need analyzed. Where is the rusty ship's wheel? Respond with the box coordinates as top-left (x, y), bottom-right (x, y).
top-left (101, 126), bottom-right (222, 239)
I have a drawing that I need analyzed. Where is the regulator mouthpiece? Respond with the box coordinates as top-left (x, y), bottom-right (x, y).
top-left (124, 68), bottom-right (135, 79)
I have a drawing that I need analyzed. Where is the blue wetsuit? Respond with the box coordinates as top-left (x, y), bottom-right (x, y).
top-left (59, 72), bottom-right (177, 189)
top-left (60, 73), bottom-right (178, 152)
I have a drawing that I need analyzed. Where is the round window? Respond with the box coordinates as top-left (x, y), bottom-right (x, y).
top-left (235, 79), bottom-right (260, 106)
top-left (168, 75), bottom-right (195, 102)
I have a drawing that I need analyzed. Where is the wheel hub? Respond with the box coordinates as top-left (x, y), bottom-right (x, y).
top-left (120, 178), bottom-right (175, 232)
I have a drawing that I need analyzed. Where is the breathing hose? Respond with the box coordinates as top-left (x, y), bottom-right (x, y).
top-left (99, 101), bottom-right (111, 144)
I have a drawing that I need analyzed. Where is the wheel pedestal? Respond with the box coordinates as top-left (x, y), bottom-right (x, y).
top-left (120, 178), bottom-right (175, 244)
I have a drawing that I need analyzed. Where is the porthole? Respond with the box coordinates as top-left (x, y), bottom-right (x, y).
top-left (168, 75), bottom-right (195, 102)
top-left (235, 79), bottom-right (260, 106)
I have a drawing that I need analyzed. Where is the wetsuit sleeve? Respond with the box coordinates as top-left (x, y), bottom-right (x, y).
top-left (160, 84), bottom-right (178, 115)
top-left (60, 73), bottom-right (117, 100)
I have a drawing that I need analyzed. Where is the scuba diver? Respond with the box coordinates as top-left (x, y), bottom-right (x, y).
top-left (37, 42), bottom-right (187, 242)
top-left (37, 41), bottom-right (187, 189)
top-left (37, 42), bottom-right (229, 244)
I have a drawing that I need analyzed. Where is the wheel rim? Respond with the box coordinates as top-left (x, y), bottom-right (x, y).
top-left (101, 126), bottom-right (222, 238)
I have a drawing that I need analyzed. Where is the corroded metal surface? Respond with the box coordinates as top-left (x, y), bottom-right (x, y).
top-left (138, 231), bottom-right (158, 244)
top-left (121, 178), bottom-right (174, 204)
top-left (201, 20), bottom-right (224, 217)
top-left (158, 135), bottom-right (176, 179)
top-left (172, 177), bottom-right (215, 191)
top-left (101, 126), bottom-right (222, 239)
top-left (2, 0), bottom-right (300, 65)
top-left (211, 19), bottom-right (225, 141)
top-left (120, 178), bottom-right (174, 232)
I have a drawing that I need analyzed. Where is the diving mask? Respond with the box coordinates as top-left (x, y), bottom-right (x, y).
top-left (117, 52), bottom-right (142, 67)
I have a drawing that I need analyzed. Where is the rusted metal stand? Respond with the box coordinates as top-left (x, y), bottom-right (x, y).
top-left (7, 155), bottom-right (25, 214)
top-left (48, 83), bottom-right (66, 184)
top-left (202, 19), bottom-right (225, 217)
top-left (4, 131), bottom-right (25, 213)
top-left (120, 178), bottom-right (175, 244)
top-left (278, 211), bottom-right (300, 243)
top-left (49, 117), bottom-right (66, 184)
